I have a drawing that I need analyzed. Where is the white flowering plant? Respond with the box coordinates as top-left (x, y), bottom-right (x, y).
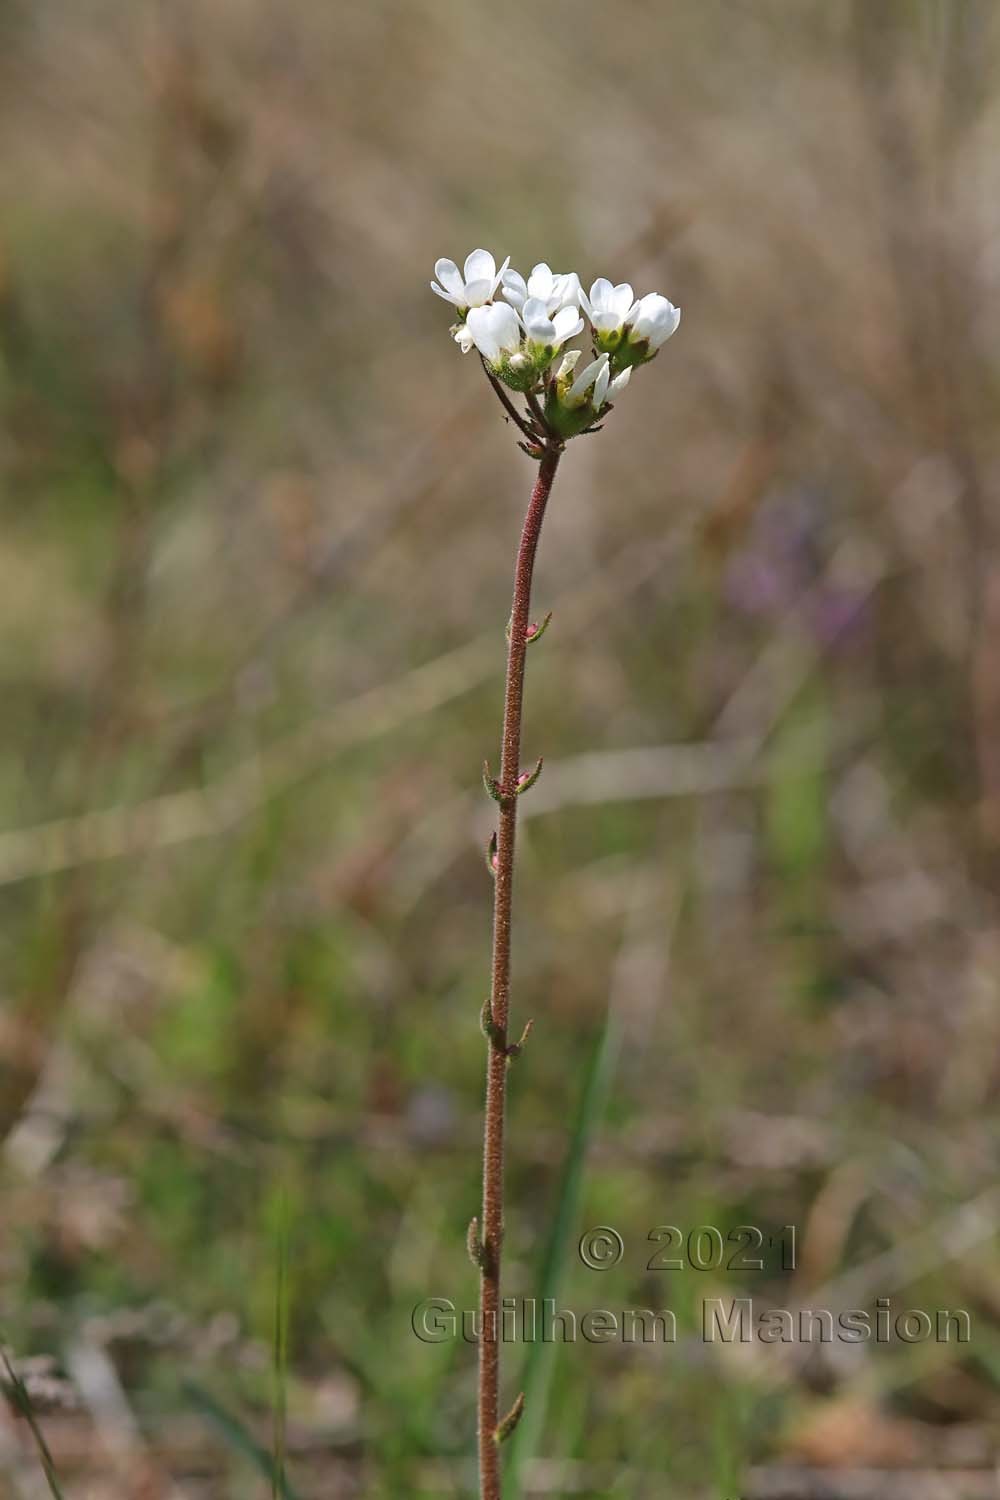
top-left (431, 247), bottom-right (679, 1500)
top-left (432, 248), bottom-right (680, 449)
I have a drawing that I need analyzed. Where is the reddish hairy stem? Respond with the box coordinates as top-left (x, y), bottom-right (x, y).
top-left (478, 445), bottom-right (561, 1499)
top-left (482, 358), bottom-right (539, 442)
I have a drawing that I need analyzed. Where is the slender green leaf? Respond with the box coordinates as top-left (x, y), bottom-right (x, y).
top-left (504, 1008), bottom-right (621, 1497)
top-left (1, 1350), bottom-right (66, 1500)
top-left (182, 1379), bottom-right (305, 1500)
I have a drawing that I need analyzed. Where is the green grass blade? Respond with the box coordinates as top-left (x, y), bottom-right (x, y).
top-left (273, 1192), bottom-right (291, 1500)
top-left (1, 1350), bottom-right (66, 1499)
top-left (504, 1006), bottom-right (621, 1498)
top-left (182, 1379), bottom-right (305, 1500)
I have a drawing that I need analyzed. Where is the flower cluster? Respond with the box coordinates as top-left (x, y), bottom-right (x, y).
top-left (431, 248), bottom-right (680, 448)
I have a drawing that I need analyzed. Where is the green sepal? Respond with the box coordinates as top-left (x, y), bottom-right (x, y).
top-left (544, 391), bottom-right (599, 440)
top-left (609, 338), bottom-right (654, 375)
top-left (493, 352), bottom-right (541, 394)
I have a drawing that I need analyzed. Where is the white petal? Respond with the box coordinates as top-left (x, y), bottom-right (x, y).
top-left (488, 300), bottom-right (523, 354)
top-left (501, 270), bottom-right (528, 309)
top-left (466, 304), bottom-right (501, 363)
top-left (526, 263), bottom-right (555, 302)
top-left (556, 349), bottom-right (582, 379)
top-left (568, 354), bottom-right (606, 404)
top-left (588, 277), bottom-right (614, 311)
top-left (651, 302), bottom-right (681, 347)
top-left (521, 297), bottom-right (555, 342)
top-left (551, 308), bottom-right (584, 348)
top-left (464, 248), bottom-right (496, 286)
top-left (434, 259), bottom-right (465, 299)
top-left (611, 283), bottom-right (635, 316)
top-left (463, 277), bottom-right (494, 308)
top-left (431, 281), bottom-right (461, 305)
top-left (490, 255), bottom-right (511, 294)
top-left (453, 323), bottom-right (476, 353)
top-left (553, 271), bottom-right (581, 309)
top-left (628, 293), bottom-right (661, 332)
top-left (590, 309), bottom-right (623, 333)
top-left (608, 366), bottom-right (632, 397)
top-left (594, 358), bottom-right (610, 409)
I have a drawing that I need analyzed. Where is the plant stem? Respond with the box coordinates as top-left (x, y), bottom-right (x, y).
top-left (481, 358), bottom-right (542, 442)
top-left (479, 444), bottom-right (561, 1500)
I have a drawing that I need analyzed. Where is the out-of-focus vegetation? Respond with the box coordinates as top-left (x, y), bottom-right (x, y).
top-left (2, 1), bottom-right (1000, 1494)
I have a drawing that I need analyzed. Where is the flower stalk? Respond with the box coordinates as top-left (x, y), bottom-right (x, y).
top-left (429, 246), bottom-right (680, 1500)
top-left (478, 441), bottom-right (559, 1497)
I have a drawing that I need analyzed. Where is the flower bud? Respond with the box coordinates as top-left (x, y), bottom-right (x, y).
top-left (545, 354), bottom-right (612, 438)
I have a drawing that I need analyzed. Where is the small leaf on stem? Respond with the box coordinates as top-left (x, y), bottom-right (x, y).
top-left (525, 610), bottom-right (553, 645)
top-left (505, 1017), bottom-right (534, 1062)
top-left (482, 761), bottom-right (503, 803)
top-left (494, 1391), bottom-right (526, 1446)
top-left (515, 757), bottom-right (543, 796)
top-left (480, 996), bottom-right (505, 1050)
top-left (467, 1216), bottom-right (486, 1269)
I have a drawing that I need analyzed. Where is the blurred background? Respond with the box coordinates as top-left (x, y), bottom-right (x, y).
top-left (2, 0), bottom-right (1000, 1495)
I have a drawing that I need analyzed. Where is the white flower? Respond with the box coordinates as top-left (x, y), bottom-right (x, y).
top-left (452, 322), bottom-right (476, 353)
top-left (627, 293), bottom-right (681, 351)
top-left (580, 278), bottom-right (638, 336)
top-left (431, 249), bottom-right (510, 311)
top-left (502, 263), bottom-right (581, 315)
top-left (547, 351), bottom-right (631, 437)
top-left (465, 301), bottom-right (522, 365)
top-left (519, 298), bottom-right (584, 357)
top-left (565, 353), bottom-right (611, 410)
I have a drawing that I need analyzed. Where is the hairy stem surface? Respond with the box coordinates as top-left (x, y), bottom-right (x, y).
top-left (479, 446), bottom-right (561, 1500)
